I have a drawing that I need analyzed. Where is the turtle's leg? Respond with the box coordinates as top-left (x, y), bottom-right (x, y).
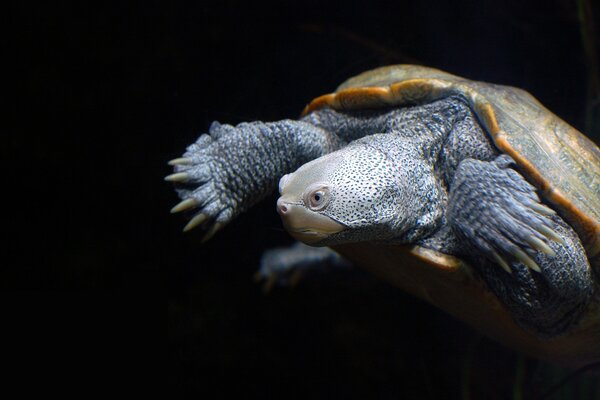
top-left (256, 242), bottom-right (351, 293)
top-left (475, 215), bottom-right (593, 336)
top-left (166, 119), bottom-right (344, 239)
top-left (447, 154), bottom-right (594, 336)
top-left (448, 155), bottom-right (563, 273)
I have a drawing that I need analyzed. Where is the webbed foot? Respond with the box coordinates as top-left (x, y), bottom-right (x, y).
top-left (448, 155), bottom-right (563, 274)
top-left (448, 155), bottom-right (594, 335)
top-left (165, 121), bottom-right (264, 242)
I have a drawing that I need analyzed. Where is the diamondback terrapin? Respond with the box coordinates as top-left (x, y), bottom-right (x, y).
top-left (167, 65), bottom-right (599, 368)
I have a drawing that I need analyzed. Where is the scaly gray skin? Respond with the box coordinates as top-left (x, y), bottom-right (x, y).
top-left (167, 96), bottom-right (594, 337)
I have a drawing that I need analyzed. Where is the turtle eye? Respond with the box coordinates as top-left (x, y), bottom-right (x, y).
top-left (305, 185), bottom-right (330, 211)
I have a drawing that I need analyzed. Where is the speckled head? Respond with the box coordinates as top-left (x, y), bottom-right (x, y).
top-left (277, 141), bottom-right (410, 246)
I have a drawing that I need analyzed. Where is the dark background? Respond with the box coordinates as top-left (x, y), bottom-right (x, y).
top-left (8, 0), bottom-right (599, 397)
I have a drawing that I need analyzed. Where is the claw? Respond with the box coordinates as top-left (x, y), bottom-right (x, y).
top-left (529, 202), bottom-right (556, 216)
top-left (168, 157), bottom-right (192, 166)
top-left (170, 198), bottom-right (197, 213)
top-left (512, 248), bottom-right (542, 273)
top-left (164, 172), bottom-right (190, 182)
top-left (536, 225), bottom-right (566, 245)
top-left (201, 222), bottom-right (224, 243)
top-left (525, 235), bottom-right (556, 256)
top-left (183, 213), bottom-right (207, 232)
top-left (491, 251), bottom-right (512, 274)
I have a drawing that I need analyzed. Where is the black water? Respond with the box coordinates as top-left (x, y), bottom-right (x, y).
top-left (8, 0), bottom-right (599, 398)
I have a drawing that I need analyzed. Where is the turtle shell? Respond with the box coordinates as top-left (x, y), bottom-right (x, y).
top-left (303, 65), bottom-right (600, 367)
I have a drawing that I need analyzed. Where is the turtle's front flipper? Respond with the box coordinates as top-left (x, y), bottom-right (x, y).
top-left (256, 242), bottom-right (351, 293)
top-left (447, 155), bottom-right (593, 336)
top-left (166, 120), bottom-right (343, 240)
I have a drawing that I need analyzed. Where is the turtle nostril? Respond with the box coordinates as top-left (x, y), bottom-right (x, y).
top-left (276, 198), bottom-right (288, 215)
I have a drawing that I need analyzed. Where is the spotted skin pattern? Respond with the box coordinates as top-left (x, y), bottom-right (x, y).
top-left (170, 95), bottom-right (593, 336)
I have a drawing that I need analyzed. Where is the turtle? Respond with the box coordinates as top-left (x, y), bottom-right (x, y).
top-left (166, 65), bottom-right (600, 368)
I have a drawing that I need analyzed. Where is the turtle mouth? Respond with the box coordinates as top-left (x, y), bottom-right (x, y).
top-left (286, 228), bottom-right (331, 244)
top-left (285, 226), bottom-right (340, 244)
top-left (277, 197), bottom-right (345, 245)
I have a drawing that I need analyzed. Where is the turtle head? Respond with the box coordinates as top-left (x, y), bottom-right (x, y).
top-left (277, 141), bottom-right (423, 246)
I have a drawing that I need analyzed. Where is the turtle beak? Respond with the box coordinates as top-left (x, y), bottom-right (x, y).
top-left (276, 196), bottom-right (344, 245)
